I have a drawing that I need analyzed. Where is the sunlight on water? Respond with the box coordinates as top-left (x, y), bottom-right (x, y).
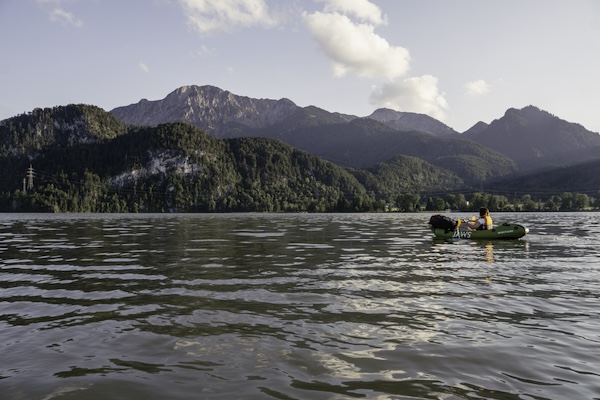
top-left (0, 212), bottom-right (599, 399)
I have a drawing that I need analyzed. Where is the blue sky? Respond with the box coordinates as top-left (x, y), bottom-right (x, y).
top-left (1, 0), bottom-right (599, 133)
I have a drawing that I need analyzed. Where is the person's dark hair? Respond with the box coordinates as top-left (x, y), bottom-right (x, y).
top-left (479, 207), bottom-right (489, 216)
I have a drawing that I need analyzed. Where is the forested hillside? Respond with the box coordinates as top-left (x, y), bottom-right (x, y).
top-left (0, 105), bottom-right (128, 156)
top-left (1, 103), bottom-right (599, 213)
top-left (487, 158), bottom-right (600, 198)
top-left (249, 111), bottom-right (517, 183)
top-left (111, 85), bottom-right (518, 183)
top-left (0, 110), bottom-right (372, 212)
top-left (349, 155), bottom-right (463, 200)
top-left (463, 106), bottom-right (600, 169)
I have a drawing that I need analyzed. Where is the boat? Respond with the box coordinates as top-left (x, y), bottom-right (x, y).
top-left (428, 214), bottom-right (528, 240)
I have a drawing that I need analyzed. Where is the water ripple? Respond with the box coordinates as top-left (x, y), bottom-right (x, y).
top-left (0, 213), bottom-right (599, 399)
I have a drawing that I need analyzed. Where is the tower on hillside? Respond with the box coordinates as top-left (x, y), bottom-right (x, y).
top-left (27, 165), bottom-right (34, 190)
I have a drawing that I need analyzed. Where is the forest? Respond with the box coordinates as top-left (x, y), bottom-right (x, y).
top-left (0, 105), bottom-right (597, 213)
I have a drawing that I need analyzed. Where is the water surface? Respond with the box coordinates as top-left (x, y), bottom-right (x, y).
top-left (1, 212), bottom-right (599, 399)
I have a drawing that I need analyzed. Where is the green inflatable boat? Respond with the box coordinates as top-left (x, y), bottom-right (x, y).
top-left (428, 214), bottom-right (529, 240)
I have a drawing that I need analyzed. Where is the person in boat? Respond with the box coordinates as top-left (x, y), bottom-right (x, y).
top-left (466, 207), bottom-right (493, 230)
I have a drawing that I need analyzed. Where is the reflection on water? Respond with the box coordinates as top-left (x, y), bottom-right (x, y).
top-left (484, 243), bottom-right (494, 263)
top-left (0, 212), bottom-right (599, 400)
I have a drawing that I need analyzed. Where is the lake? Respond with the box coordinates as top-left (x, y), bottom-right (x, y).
top-left (1, 212), bottom-right (599, 400)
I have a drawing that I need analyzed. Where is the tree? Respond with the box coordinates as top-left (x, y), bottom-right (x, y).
top-left (560, 192), bottom-right (574, 211)
top-left (434, 197), bottom-right (447, 211)
top-left (470, 192), bottom-right (489, 209)
top-left (521, 194), bottom-right (538, 211)
top-left (574, 193), bottom-right (590, 211)
top-left (425, 197), bottom-right (435, 211)
top-left (397, 193), bottom-right (420, 212)
top-left (546, 195), bottom-right (562, 211)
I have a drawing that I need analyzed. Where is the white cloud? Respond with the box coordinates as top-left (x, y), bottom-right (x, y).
top-left (320, 0), bottom-right (386, 25)
top-left (139, 62), bottom-right (150, 73)
top-left (49, 7), bottom-right (83, 27)
top-left (303, 11), bottom-right (410, 79)
top-left (305, 1), bottom-right (448, 119)
top-left (179, 0), bottom-right (280, 34)
top-left (464, 79), bottom-right (490, 96)
top-left (370, 75), bottom-right (448, 121)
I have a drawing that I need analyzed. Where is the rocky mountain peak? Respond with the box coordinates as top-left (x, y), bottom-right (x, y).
top-left (111, 85), bottom-right (299, 137)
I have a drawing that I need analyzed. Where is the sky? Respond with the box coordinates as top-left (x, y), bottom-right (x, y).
top-left (1, 0), bottom-right (599, 133)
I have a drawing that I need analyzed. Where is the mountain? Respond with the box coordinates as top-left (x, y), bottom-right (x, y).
top-left (110, 85), bottom-right (516, 183)
top-left (111, 85), bottom-right (300, 138)
top-left (0, 106), bottom-right (375, 212)
top-left (2, 102), bottom-right (598, 213)
top-left (3, 105), bottom-right (465, 213)
top-left (488, 157), bottom-right (600, 197)
top-left (349, 155), bottom-right (464, 198)
top-left (0, 104), bottom-right (128, 158)
top-left (462, 105), bottom-right (600, 170)
top-left (111, 85), bottom-right (459, 137)
top-left (462, 121), bottom-right (489, 136)
top-left (246, 113), bottom-right (516, 182)
top-left (367, 108), bottom-right (458, 136)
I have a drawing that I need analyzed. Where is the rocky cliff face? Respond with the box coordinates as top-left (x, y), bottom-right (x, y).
top-left (111, 85), bottom-right (299, 137)
top-left (111, 85), bottom-right (463, 139)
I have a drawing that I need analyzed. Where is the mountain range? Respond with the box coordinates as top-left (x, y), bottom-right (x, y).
top-left (112, 85), bottom-right (600, 180)
top-left (1, 84), bottom-right (600, 213)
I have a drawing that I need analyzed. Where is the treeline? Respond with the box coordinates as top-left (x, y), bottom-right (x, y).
top-left (4, 170), bottom-right (597, 214)
top-left (422, 192), bottom-right (598, 212)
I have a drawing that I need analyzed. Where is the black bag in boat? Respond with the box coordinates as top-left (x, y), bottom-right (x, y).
top-left (428, 214), bottom-right (457, 233)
